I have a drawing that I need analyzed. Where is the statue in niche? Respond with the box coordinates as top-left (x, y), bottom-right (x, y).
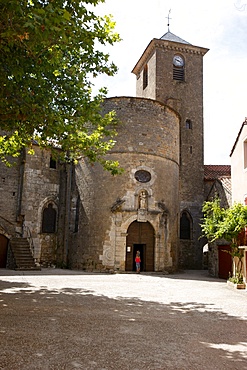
top-left (139, 190), bottom-right (147, 209)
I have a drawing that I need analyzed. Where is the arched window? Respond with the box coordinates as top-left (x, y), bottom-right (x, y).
top-left (42, 203), bottom-right (57, 233)
top-left (180, 211), bottom-right (191, 240)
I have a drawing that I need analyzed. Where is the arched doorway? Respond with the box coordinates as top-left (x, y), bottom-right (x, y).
top-left (0, 234), bottom-right (9, 268)
top-left (125, 221), bottom-right (154, 272)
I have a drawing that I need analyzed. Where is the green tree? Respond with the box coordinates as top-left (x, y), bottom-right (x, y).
top-left (201, 198), bottom-right (247, 282)
top-left (0, 0), bottom-right (121, 173)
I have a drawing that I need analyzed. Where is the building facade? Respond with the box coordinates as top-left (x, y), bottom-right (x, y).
top-left (230, 119), bottom-right (247, 282)
top-left (0, 30), bottom-right (209, 272)
top-left (203, 165), bottom-right (232, 278)
top-left (230, 119), bottom-right (247, 204)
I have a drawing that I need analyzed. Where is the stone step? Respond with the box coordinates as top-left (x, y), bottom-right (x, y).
top-left (10, 237), bottom-right (40, 271)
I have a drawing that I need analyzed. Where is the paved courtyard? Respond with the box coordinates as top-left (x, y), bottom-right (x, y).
top-left (0, 269), bottom-right (247, 370)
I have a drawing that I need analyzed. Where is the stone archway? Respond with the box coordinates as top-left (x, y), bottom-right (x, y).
top-left (125, 221), bottom-right (155, 272)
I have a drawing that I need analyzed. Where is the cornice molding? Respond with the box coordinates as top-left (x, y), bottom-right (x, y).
top-left (132, 39), bottom-right (209, 76)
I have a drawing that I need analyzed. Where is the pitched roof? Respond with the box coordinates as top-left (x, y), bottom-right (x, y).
top-left (204, 165), bottom-right (232, 197)
top-left (204, 165), bottom-right (231, 180)
top-left (160, 31), bottom-right (191, 45)
top-left (220, 177), bottom-right (232, 195)
top-left (230, 118), bottom-right (247, 157)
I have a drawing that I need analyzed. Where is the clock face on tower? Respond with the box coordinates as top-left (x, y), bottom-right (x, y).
top-left (173, 55), bottom-right (184, 67)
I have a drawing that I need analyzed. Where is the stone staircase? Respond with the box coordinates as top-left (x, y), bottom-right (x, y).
top-left (10, 237), bottom-right (40, 271)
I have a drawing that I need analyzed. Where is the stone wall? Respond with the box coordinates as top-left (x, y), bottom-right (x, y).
top-left (132, 39), bottom-right (207, 270)
top-left (68, 97), bottom-right (180, 272)
top-left (19, 146), bottom-right (62, 264)
top-left (0, 153), bottom-right (23, 236)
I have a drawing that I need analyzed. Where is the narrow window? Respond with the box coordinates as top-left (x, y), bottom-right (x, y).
top-left (42, 203), bottom-right (56, 233)
top-left (74, 196), bottom-right (80, 233)
top-left (180, 211), bottom-right (191, 240)
top-left (186, 119), bottom-right (192, 129)
top-left (143, 64), bottom-right (148, 89)
top-left (244, 140), bottom-right (247, 169)
top-left (189, 146), bottom-right (193, 154)
top-left (50, 156), bottom-right (56, 169)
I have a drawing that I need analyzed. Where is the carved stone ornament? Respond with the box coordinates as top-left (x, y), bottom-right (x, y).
top-left (137, 209), bottom-right (147, 222)
top-left (139, 190), bottom-right (148, 209)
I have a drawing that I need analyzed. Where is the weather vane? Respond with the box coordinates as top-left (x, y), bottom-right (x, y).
top-left (166, 9), bottom-right (172, 32)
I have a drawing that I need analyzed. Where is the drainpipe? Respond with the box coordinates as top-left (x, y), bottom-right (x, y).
top-left (64, 161), bottom-right (72, 267)
top-left (16, 149), bottom-right (26, 235)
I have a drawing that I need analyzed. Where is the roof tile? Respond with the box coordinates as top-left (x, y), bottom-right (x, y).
top-left (204, 165), bottom-right (231, 180)
top-left (160, 31), bottom-right (191, 45)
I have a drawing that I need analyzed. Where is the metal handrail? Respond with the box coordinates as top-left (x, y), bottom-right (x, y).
top-left (22, 223), bottom-right (35, 257)
top-left (0, 215), bottom-right (15, 225)
top-left (0, 215), bottom-right (35, 260)
top-left (0, 215), bottom-right (19, 238)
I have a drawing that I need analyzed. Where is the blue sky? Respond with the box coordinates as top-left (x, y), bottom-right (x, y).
top-left (92, 0), bottom-right (247, 165)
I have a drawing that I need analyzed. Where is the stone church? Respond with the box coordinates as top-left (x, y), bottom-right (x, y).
top-left (0, 29), bottom-right (210, 272)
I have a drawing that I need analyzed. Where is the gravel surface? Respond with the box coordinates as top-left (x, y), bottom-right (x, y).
top-left (0, 269), bottom-right (246, 370)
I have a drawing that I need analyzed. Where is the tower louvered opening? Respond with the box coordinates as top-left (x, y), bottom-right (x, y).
top-left (173, 66), bottom-right (184, 81)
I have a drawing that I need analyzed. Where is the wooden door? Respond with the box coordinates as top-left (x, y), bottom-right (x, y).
top-left (0, 235), bottom-right (8, 268)
top-left (126, 221), bottom-right (154, 272)
top-left (218, 245), bottom-right (232, 279)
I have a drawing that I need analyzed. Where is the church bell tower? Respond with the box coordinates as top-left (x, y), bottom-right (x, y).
top-left (132, 30), bottom-right (209, 268)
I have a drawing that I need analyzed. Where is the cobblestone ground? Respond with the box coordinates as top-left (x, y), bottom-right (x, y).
top-left (0, 269), bottom-right (247, 370)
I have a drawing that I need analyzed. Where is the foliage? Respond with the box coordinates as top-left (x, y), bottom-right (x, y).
top-left (201, 198), bottom-right (247, 244)
top-left (201, 198), bottom-right (247, 279)
top-left (0, 0), bottom-right (122, 173)
top-left (200, 197), bottom-right (226, 242)
top-left (228, 272), bottom-right (244, 284)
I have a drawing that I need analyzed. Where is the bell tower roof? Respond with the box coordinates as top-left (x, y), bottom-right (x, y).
top-left (160, 31), bottom-right (191, 45)
top-left (132, 35), bottom-right (208, 77)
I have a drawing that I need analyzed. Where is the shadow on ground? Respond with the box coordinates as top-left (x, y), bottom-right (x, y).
top-left (0, 279), bottom-right (246, 370)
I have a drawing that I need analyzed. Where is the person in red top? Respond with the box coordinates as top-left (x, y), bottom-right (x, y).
top-left (135, 251), bottom-right (141, 273)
